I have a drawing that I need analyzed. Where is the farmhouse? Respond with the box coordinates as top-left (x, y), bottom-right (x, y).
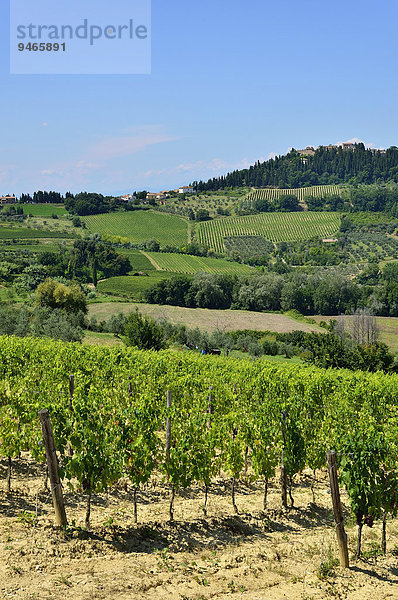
top-left (297, 146), bottom-right (316, 156)
top-left (119, 194), bottom-right (134, 202)
top-left (147, 192), bottom-right (168, 201)
top-left (0, 195), bottom-right (16, 205)
top-left (177, 186), bottom-right (194, 194)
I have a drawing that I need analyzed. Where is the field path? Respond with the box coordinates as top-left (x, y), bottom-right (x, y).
top-left (141, 251), bottom-right (162, 270)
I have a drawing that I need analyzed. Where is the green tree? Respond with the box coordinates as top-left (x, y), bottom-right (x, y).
top-left (124, 310), bottom-right (166, 350)
top-left (195, 209), bottom-right (211, 221)
top-left (35, 279), bottom-right (87, 314)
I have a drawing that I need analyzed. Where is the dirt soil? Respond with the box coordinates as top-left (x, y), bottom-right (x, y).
top-left (0, 457), bottom-right (398, 600)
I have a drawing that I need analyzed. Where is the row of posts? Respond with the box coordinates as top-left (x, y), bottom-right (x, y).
top-left (38, 382), bottom-right (349, 568)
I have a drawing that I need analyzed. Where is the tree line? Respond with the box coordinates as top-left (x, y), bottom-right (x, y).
top-left (19, 190), bottom-right (73, 204)
top-left (88, 309), bottom-right (397, 374)
top-left (193, 144), bottom-right (398, 191)
top-left (0, 238), bottom-right (131, 292)
top-left (144, 268), bottom-right (398, 317)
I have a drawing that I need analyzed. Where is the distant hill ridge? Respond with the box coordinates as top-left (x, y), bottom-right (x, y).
top-left (192, 143), bottom-right (398, 191)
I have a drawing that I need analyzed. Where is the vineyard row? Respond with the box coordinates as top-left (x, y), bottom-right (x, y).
top-left (0, 335), bottom-right (397, 555)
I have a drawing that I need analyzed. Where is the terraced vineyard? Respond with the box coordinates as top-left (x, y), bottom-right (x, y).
top-left (196, 212), bottom-right (341, 253)
top-left (245, 185), bottom-right (343, 204)
top-left (146, 252), bottom-right (253, 274)
top-left (85, 211), bottom-right (188, 247)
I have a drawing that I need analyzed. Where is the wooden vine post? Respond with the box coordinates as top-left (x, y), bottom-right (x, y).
top-left (38, 409), bottom-right (68, 527)
top-left (208, 386), bottom-right (214, 429)
top-left (327, 450), bottom-right (349, 568)
top-left (165, 391), bottom-right (174, 521)
top-left (280, 411), bottom-right (288, 508)
top-left (165, 390), bottom-right (172, 459)
top-left (67, 375), bottom-right (75, 458)
top-left (68, 374), bottom-right (74, 412)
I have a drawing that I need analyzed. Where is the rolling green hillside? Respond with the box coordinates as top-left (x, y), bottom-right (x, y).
top-left (0, 226), bottom-right (75, 239)
top-left (145, 252), bottom-right (254, 274)
top-left (84, 211), bottom-right (188, 247)
top-left (196, 211), bottom-right (341, 253)
top-left (97, 271), bottom-right (174, 300)
top-left (245, 185), bottom-right (342, 204)
top-left (20, 204), bottom-right (67, 217)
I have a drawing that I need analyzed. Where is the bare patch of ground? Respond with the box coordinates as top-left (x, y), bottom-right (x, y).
top-left (88, 303), bottom-right (322, 335)
top-left (0, 457), bottom-right (398, 600)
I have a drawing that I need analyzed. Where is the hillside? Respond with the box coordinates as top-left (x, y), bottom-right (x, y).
top-left (193, 143), bottom-right (398, 191)
top-left (196, 211), bottom-right (340, 253)
top-left (85, 211), bottom-right (188, 247)
top-left (245, 184), bottom-right (342, 203)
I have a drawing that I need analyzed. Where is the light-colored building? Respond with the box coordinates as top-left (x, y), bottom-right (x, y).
top-left (297, 146), bottom-right (316, 156)
top-left (147, 192), bottom-right (168, 201)
top-left (342, 142), bottom-right (355, 151)
top-left (178, 186), bottom-right (194, 194)
top-left (0, 195), bottom-right (16, 205)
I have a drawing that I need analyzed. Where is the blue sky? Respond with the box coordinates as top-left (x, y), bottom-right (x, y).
top-left (1, 0), bottom-right (398, 196)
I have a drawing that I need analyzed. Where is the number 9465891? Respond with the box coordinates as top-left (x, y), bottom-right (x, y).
top-left (18, 43), bottom-right (66, 52)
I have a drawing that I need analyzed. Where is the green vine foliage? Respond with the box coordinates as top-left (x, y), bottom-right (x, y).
top-left (0, 335), bottom-right (397, 529)
top-left (338, 429), bottom-right (388, 526)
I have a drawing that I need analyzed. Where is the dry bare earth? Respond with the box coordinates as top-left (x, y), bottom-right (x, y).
top-left (88, 303), bottom-right (322, 335)
top-left (1, 457), bottom-right (398, 600)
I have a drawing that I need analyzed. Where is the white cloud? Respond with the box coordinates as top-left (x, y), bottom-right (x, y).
top-left (76, 160), bottom-right (102, 170)
top-left (41, 169), bottom-right (65, 176)
top-left (42, 122), bottom-right (48, 127)
top-left (89, 126), bottom-right (177, 161)
top-left (32, 126), bottom-right (176, 191)
top-left (140, 157), bottom-right (254, 180)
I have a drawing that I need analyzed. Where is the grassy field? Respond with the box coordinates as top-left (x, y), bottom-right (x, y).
top-left (83, 330), bottom-right (124, 347)
top-left (89, 302), bottom-right (323, 334)
top-left (0, 239), bottom-right (74, 253)
top-left (0, 226), bottom-right (75, 239)
top-left (20, 204), bottom-right (67, 217)
top-left (85, 211), bottom-right (188, 247)
top-left (116, 249), bottom-right (155, 272)
top-left (196, 211), bottom-right (341, 252)
top-left (374, 317), bottom-right (398, 352)
top-left (96, 271), bottom-right (175, 300)
top-left (146, 252), bottom-right (254, 274)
